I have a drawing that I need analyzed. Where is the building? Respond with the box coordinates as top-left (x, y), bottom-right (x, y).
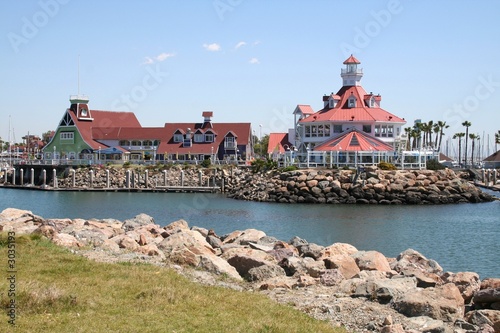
top-left (292, 55), bottom-right (426, 167)
top-left (42, 95), bottom-right (253, 163)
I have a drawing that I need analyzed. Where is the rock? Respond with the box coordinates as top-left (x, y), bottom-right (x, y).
top-left (100, 239), bottom-right (120, 252)
top-left (323, 254), bottom-right (360, 279)
top-left (32, 225), bottom-right (57, 238)
top-left (474, 288), bottom-right (500, 304)
top-left (298, 243), bottom-right (324, 260)
top-left (408, 316), bottom-right (451, 333)
top-left (197, 255), bottom-right (243, 281)
top-left (258, 276), bottom-right (296, 290)
top-left (481, 278), bottom-right (500, 290)
top-left (380, 323), bottom-right (405, 333)
top-left (117, 235), bottom-right (140, 251)
top-left (465, 310), bottom-right (500, 332)
top-left (206, 235), bottom-right (223, 249)
top-left (268, 248), bottom-right (295, 263)
top-left (319, 243), bottom-right (358, 259)
top-left (280, 256), bottom-right (308, 276)
top-left (138, 234), bottom-right (148, 246)
top-left (320, 269), bottom-right (345, 286)
top-left (246, 264), bottom-right (286, 282)
top-left (353, 277), bottom-right (417, 304)
top-left (163, 219), bottom-right (189, 232)
top-left (158, 229), bottom-right (214, 266)
top-left (391, 249), bottom-right (443, 275)
top-left (52, 233), bottom-right (82, 248)
top-left (352, 250), bottom-right (391, 272)
top-left (392, 283), bottom-right (464, 322)
top-left (441, 271), bottom-right (480, 303)
top-left (138, 244), bottom-right (165, 259)
top-left (223, 228), bottom-right (266, 245)
top-left (303, 258), bottom-right (326, 278)
top-left (122, 213), bottom-right (155, 231)
top-left (221, 248), bottom-right (276, 277)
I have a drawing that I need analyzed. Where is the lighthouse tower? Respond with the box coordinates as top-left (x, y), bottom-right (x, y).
top-left (341, 54), bottom-right (363, 87)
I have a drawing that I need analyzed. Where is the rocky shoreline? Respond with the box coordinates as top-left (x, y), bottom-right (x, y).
top-left (2, 165), bottom-right (496, 205)
top-left (225, 167), bottom-right (496, 205)
top-left (1, 208), bottom-right (498, 333)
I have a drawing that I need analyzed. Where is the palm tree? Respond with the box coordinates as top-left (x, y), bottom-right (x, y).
top-left (453, 132), bottom-right (465, 167)
top-left (425, 120), bottom-right (434, 148)
top-left (433, 123), bottom-right (440, 150)
top-left (469, 133), bottom-right (479, 167)
top-left (435, 121), bottom-right (449, 152)
top-left (495, 130), bottom-right (500, 152)
top-left (462, 121), bottom-right (471, 167)
top-left (404, 127), bottom-right (412, 150)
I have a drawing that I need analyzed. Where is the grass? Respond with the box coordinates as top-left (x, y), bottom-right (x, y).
top-left (0, 234), bottom-right (346, 333)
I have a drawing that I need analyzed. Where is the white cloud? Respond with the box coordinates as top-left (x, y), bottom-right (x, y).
top-left (203, 43), bottom-right (221, 51)
top-left (249, 57), bottom-right (260, 64)
top-left (235, 41), bottom-right (247, 49)
top-left (156, 52), bottom-right (175, 61)
top-left (253, 40), bottom-right (261, 46)
top-left (141, 52), bottom-right (175, 65)
top-left (142, 57), bottom-right (154, 65)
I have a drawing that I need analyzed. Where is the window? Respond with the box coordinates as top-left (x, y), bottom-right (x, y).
top-left (119, 140), bottom-right (129, 146)
top-left (362, 125), bottom-right (371, 133)
top-left (305, 126), bottom-right (311, 138)
top-left (333, 125), bottom-right (343, 133)
top-left (204, 134), bottom-right (214, 142)
top-left (194, 134), bottom-right (204, 142)
top-left (173, 134), bottom-right (183, 143)
top-left (225, 136), bottom-right (236, 148)
top-left (375, 125), bottom-right (381, 137)
top-left (348, 98), bottom-right (356, 108)
top-left (388, 125), bottom-right (394, 138)
top-left (183, 139), bottom-right (192, 148)
top-left (311, 126), bottom-right (317, 137)
top-left (60, 132), bottom-right (74, 140)
top-left (131, 140), bottom-right (141, 146)
top-left (324, 124), bottom-right (330, 136)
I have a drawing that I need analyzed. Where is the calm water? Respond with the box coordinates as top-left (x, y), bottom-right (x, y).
top-left (1, 188), bottom-right (498, 278)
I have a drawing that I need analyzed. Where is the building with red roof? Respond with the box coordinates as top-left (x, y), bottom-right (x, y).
top-left (292, 56), bottom-right (409, 167)
top-left (43, 95), bottom-right (252, 163)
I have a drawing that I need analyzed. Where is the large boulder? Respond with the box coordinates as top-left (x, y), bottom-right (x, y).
top-left (464, 310), bottom-right (500, 332)
top-left (392, 283), bottom-right (464, 322)
top-left (158, 229), bottom-right (214, 266)
top-left (391, 249), bottom-right (443, 274)
top-left (351, 250), bottom-right (391, 272)
top-left (197, 255), bottom-right (243, 281)
top-left (323, 254), bottom-right (360, 279)
top-left (246, 263), bottom-right (286, 282)
top-left (441, 271), bottom-right (480, 303)
top-left (222, 228), bottom-right (266, 245)
top-left (319, 243), bottom-right (358, 260)
top-left (122, 213), bottom-right (155, 231)
top-left (221, 247), bottom-right (276, 277)
top-left (52, 233), bottom-right (83, 248)
top-left (352, 277), bottom-right (417, 304)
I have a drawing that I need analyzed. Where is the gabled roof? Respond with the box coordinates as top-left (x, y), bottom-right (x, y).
top-left (92, 127), bottom-right (165, 141)
top-left (158, 122), bottom-right (251, 154)
top-left (343, 55), bottom-right (361, 64)
top-left (483, 150), bottom-right (500, 162)
top-left (267, 133), bottom-right (292, 154)
top-left (299, 85), bottom-right (405, 124)
top-left (294, 104), bottom-right (315, 115)
top-left (314, 128), bottom-right (394, 152)
top-left (66, 109), bottom-right (141, 150)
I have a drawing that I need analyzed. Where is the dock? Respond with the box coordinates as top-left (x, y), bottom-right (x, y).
top-left (0, 184), bottom-right (222, 193)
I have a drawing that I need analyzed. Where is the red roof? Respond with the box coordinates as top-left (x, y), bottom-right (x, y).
top-left (295, 104), bottom-right (315, 115)
top-left (158, 122), bottom-right (251, 155)
top-left (314, 129), bottom-right (394, 152)
top-left (343, 55), bottom-right (361, 64)
top-left (67, 108), bottom-right (141, 150)
top-left (267, 133), bottom-right (292, 154)
top-left (202, 111), bottom-right (213, 117)
top-left (299, 85), bottom-right (405, 124)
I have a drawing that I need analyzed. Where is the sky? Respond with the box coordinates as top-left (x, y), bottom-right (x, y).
top-left (1, 0), bottom-right (500, 154)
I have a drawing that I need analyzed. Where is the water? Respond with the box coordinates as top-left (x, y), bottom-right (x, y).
top-left (1, 188), bottom-right (498, 278)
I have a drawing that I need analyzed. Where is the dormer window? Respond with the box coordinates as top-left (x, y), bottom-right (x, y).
top-left (204, 133), bottom-right (214, 142)
top-left (81, 108), bottom-right (87, 116)
top-left (348, 98), bottom-right (356, 108)
top-left (173, 134), bottom-right (183, 142)
top-left (329, 99), bottom-right (336, 108)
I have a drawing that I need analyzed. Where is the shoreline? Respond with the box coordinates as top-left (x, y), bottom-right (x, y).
top-left (1, 207), bottom-right (499, 332)
top-left (1, 165), bottom-right (498, 204)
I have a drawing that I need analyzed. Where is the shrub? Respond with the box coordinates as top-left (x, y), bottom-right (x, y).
top-left (201, 159), bottom-right (211, 168)
top-left (426, 159), bottom-right (445, 170)
top-left (378, 161), bottom-right (397, 170)
top-left (251, 158), bottom-right (278, 173)
top-left (123, 161), bottom-right (131, 168)
top-left (280, 165), bottom-right (298, 172)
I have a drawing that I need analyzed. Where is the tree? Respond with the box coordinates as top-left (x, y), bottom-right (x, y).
top-left (462, 121), bottom-right (471, 167)
top-left (495, 130), bottom-right (500, 152)
top-left (469, 133), bottom-right (479, 167)
top-left (453, 132), bottom-right (465, 167)
top-left (435, 121), bottom-right (449, 152)
top-left (404, 127), bottom-right (412, 150)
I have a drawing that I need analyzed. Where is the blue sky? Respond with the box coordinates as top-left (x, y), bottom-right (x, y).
top-left (1, 0), bottom-right (499, 152)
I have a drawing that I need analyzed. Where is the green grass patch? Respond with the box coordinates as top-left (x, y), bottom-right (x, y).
top-left (0, 234), bottom-right (345, 333)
